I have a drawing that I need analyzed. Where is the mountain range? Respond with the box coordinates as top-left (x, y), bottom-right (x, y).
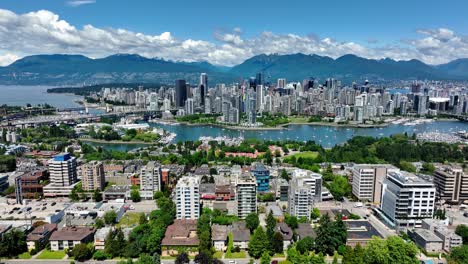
top-left (0, 53), bottom-right (467, 86)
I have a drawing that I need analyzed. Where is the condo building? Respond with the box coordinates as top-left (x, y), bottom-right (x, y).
top-left (351, 164), bottom-right (399, 203)
top-left (380, 171), bottom-right (436, 229)
top-left (236, 173), bottom-right (257, 219)
top-left (433, 165), bottom-right (468, 204)
top-left (174, 176), bottom-right (200, 219)
top-left (288, 169), bottom-right (323, 220)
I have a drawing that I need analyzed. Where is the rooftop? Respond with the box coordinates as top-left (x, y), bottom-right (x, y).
top-left (296, 223), bottom-right (316, 239)
top-left (161, 220), bottom-right (199, 246)
top-left (346, 220), bottom-right (383, 240)
top-left (49, 226), bottom-right (95, 241)
top-left (388, 171), bottom-right (434, 186)
top-left (27, 224), bottom-right (57, 242)
top-left (52, 153), bottom-right (72, 162)
top-left (211, 224), bottom-right (229, 241)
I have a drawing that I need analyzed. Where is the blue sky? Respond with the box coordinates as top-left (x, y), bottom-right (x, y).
top-left (0, 0), bottom-right (467, 66)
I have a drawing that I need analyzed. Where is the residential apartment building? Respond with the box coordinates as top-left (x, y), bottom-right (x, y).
top-left (174, 176), bottom-right (200, 220)
top-left (250, 162), bottom-right (270, 192)
top-left (433, 165), bottom-right (468, 204)
top-left (49, 227), bottom-right (95, 251)
top-left (380, 171), bottom-right (436, 229)
top-left (43, 153), bottom-right (78, 197)
top-left (140, 161), bottom-right (161, 200)
top-left (235, 173), bottom-right (257, 219)
top-left (288, 169), bottom-right (323, 220)
top-left (79, 161), bottom-right (105, 191)
top-left (351, 164), bottom-right (399, 203)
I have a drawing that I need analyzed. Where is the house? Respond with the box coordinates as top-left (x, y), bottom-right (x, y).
top-left (345, 220), bottom-right (383, 247)
top-left (161, 220), bottom-right (199, 256)
top-left (215, 185), bottom-right (235, 201)
top-left (266, 203), bottom-right (285, 222)
top-left (276, 222), bottom-right (293, 250)
top-left (231, 222), bottom-right (250, 250)
top-left (94, 227), bottom-right (112, 250)
top-left (49, 227), bottom-right (95, 251)
top-left (26, 223), bottom-right (57, 250)
top-left (408, 229), bottom-right (443, 253)
top-left (296, 223), bottom-right (316, 240)
top-left (211, 224), bottom-right (229, 251)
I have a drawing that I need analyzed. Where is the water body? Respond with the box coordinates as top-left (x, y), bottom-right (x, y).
top-left (85, 141), bottom-right (149, 152)
top-left (90, 120), bottom-right (468, 151)
top-left (0, 85), bottom-right (82, 108)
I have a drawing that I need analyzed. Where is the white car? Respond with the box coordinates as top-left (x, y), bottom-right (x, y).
top-left (354, 202), bottom-right (363, 208)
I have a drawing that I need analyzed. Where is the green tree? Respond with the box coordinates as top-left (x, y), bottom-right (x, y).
top-left (450, 244), bottom-right (468, 264)
top-left (266, 210), bottom-right (277, 252)
top-left (130, 189), bottom-right (141, 202)
top-left (95, 218), bottom-right (105, 229)
top-left (0, 229), bottom-right (27, 258)
top-left (105, 228), bottom-right (127, 258)
top-left (399, 161), bottom-right (417, 173)
top-left (296, 236), bottom-right (314, 254)
top-left (363, 237), bottom-right (390, 264)
top-left (280, 169), bottom-right (290, 181)
top-left (104, 211), bottom-right (118, 225)
top-left (194, 251), bottom-right (212, 264)
top-left (175, 252), bottom-right (189, 264)
top-left (71, 243), bottom-right (93, 262)
top-left (152, 252), bottom-right (161, 264)
top-left (311, 208), bottom-right (320, 220)
top-left (139, 213), bottom-right (147, 225)
top-left (248, 227), bottom-right (269, 258)
top-left (137, 254), bottom-right (153, 264)
top-left (285, 214), bottom-right (298, 229)
top-left (272, 232), bottom-right (284, 254)
top-left (456, 224), bottom-right (468, 244)
top-left (314, 214), bottom-right (346, 255)
top-left (93, 189), bottom-right (103, 202)
top-left (386, 236), bottom-right (419, 264)
top-left (245, 212), bottom-right (260, 233)
top-left (260, 251), bottom-right (271, 264)
top-left (69, 188), bottom-right (79, 201)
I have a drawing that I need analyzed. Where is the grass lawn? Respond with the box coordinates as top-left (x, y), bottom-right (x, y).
top-left (36, 250), bottom-right (66, 259)
top-left (213, 251), bottom-right (223, 259)
top-left (225, 251), bottom-right (247, 258)
top-left (286, 151), bottom-right (318, 159)
top-left (289, 117), bottom-right (310, 123)
top-left (116, 212), bottom-right (142, 228)
top-left (273, 253), bottom-right (286, 258)
top-left (18, 252), bottom-right (32, 259)
top-left (161, 256), bottom-right (176, 260)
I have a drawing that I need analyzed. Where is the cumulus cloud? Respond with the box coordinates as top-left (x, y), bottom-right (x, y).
top-left (66, 0), bottom-right (96, 7)
top-left (0, 9), bottom-right (467, 66)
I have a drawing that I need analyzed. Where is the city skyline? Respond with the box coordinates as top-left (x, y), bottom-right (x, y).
top-left (0, 0), bottom-right (468, 66)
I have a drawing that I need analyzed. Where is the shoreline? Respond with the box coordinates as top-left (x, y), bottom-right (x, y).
top-left (80, 138), bottom-right (156, 145)
top-left (154, 119), bottom-right (390, 130)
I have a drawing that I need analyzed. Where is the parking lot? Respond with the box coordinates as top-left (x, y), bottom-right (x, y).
top-left (0, 200), bottom-right (69, 221)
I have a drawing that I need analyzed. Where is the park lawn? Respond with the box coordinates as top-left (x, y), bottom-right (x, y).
top-left (289, 117), bottom-right (310, 123)
top-left (36, 250), bottom-right (66, 259)
top-left (286, 151), bottom-right (318, 159)
top-left (18, 252), bottom-right (32, 259)
top-left (116, 212), bottom-right (141, 228)
top-left (273, 252), bottom-right (286, 258)
top-left (213, 251), bottom-right (223, 259)
top-left (225, 251), bottom-right (247, 258)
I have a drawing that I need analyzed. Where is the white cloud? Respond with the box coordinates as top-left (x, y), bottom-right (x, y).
top-left (66, 0), bottom-right (96, 7)
top-left (0, 9), bottom-right (467, 66)
top-left (0, 53), bottom-right (19, 66)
